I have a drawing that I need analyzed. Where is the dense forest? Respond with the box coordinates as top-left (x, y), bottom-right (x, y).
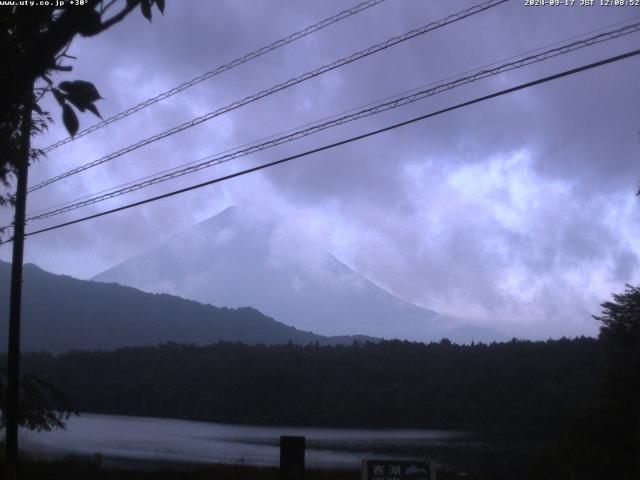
top-left (15, 338), bottom-right (601, 431)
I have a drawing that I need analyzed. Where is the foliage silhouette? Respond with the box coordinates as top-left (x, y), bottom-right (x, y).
top-left (531, 285), bottom-right (640, 480)
top-left (0, 0), bottom-right (166, 438)
top-left (0, 0), bottom-right (164, 212)
top-left (592, 285), bottom-right (640, 478)
top-left (0, 367), bottom-right (75, 432)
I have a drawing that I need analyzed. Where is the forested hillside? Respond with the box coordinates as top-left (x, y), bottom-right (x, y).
top-left (17, 338), bottom-right (601, 430)
top-left (0, 261), bottom-right (373, 352)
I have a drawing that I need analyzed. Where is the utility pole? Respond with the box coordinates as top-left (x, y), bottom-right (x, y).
top-left (5, 86), bottom-right (33, 480)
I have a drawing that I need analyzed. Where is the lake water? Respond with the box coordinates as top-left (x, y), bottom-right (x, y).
top-left (20, 413), bottom-right (466, 469)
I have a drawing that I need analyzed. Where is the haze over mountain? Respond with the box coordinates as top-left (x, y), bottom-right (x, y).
top-left (95, 207), bottom-right (504, 343)
top-left (0, 261), bottom-right (373, 353)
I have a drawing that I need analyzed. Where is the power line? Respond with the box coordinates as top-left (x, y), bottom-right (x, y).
top-left (25, 21), bottom-right (640, 222)
top-left (28, 0), bottom-right (508, 193)
top-left (40, 0), bottom-right (389, 154)
top-left (26, 15), bottom-right (640, 219)
top-left (32, 0), bottom-right (506, 191)
top-left (5, 47), bottom-right (636, 244)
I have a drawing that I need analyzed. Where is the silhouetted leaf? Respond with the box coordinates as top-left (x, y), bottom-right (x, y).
top-left (59, 80), bottom-right (103, 120)
top-left (31, 101), bottom-right (44, 115)
top-left (59, 80), bottom-right (101, 103)
top-left (52, 88), bottom-right (66, 106)
top-left (62, 104), bottom-right (79, 136)
top-left (77, 8), bottom-right (102, 36)
top-left (64, 96), bottom-right (86, 112)
top-left (141, 0), bottom-right (152, 21)
top-left (155, 0), bottom-right (165, 14)
top-left (86, 103), bottom-right (102, 119)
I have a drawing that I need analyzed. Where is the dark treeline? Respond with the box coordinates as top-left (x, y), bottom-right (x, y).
top-left (14, 337), bottom-right (601, 431)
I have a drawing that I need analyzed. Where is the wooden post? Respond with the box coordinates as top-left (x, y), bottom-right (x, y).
top-left (5, 86), bottom-right (33, 480)
top-left (280, 435), bottom-right (305, 480)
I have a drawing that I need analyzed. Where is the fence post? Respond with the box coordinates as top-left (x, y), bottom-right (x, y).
top-left (280, 435), bottom-right (305, 480)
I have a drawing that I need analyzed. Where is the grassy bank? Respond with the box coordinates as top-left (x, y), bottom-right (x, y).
top-left (9, 457), bottom-right (361, 480)
top-left (5, 455), bottom-right (520, 480)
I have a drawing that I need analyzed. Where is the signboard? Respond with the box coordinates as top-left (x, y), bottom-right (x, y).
top-left (361, 460), bottom-right (431, 480)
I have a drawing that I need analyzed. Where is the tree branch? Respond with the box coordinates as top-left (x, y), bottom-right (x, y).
top-left (100, 0), bottom-right (119, 15)
top-left (90, 0), bottom-right (141, 36)
top-left (18, 0), bottom-right (140, 81)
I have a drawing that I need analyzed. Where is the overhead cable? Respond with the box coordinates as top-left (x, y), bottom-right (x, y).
top-left (26, 15), bottom-right (640, 219)
top-left (28, 0), bottom-right (508, 193)
top-left (25, 21), bottom-right (640, 221)
top-left (4, 47), bottom-right (635, 243)
top-left (40, 0), bottom-right (389, 153)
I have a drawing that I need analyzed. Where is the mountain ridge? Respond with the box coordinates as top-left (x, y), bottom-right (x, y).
top-left (0, 260), bottom-right (376, 353)
top-left (94, 206), bottom-right (453, 341)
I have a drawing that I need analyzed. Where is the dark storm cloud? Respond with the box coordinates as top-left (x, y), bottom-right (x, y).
top-left (1, 0), bottom-right (638, 337)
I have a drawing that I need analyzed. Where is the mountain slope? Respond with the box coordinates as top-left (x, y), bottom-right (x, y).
top-left (0, 261), bottom-right (373, 353)
top-left (94, 206), bottom-right (449, 341)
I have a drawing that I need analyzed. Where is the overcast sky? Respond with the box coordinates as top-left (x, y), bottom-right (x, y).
top-left (1, 0), bottom-right (639, 338)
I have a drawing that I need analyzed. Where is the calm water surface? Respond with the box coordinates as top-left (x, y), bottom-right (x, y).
top-left (21, 413), bottom-right (465, 468)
